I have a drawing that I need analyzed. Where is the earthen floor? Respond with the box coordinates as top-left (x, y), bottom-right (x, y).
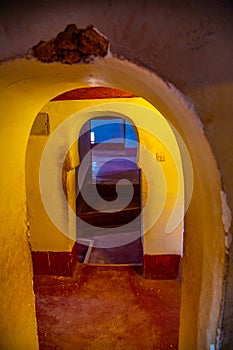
top-left (34, 264), bottom-right (180, 349)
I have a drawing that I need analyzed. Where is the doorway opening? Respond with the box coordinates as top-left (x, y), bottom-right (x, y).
top-left (76, 116), bottom-right (143, 266)
top-left (16, 56), bottom-right (224, 349)
top-left (90, 117), bottom-right (138, 181)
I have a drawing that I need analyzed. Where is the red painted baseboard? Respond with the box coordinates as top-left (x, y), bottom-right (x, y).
top-left (31, 242), bottom-right (78, 277)
top-left (143, 254), bottom-right (181, 280)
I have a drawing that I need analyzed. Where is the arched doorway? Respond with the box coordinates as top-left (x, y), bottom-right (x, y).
top-left (0, 57), bottom-right (225, 349)
top-left (27, 90), bottom-right (185, 348)
top-left (76, 115), bottom-right (143, 265)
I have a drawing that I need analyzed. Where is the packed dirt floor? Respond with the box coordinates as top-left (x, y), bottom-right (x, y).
top-left (34, 264), bottom-right (180, 349)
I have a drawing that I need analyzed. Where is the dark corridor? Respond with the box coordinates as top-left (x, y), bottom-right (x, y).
top-left (76, 117), bottom-right (143, 265)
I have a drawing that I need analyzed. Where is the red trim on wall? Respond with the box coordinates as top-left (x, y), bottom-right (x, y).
top-left (51, 87), bottom-right (136, 101)
top-left (143, 254), bottom-right (181, 280)
top-left (31, 242), bottom-right (78, 277)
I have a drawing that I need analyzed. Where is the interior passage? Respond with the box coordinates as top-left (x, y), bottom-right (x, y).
top-left (76, 119), bottom-right (142, 265)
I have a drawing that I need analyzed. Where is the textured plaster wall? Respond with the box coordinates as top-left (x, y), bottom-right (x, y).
top-left (0, 65), bottom-right (41, 349)
top-left (186, 83), bottom-right (233, 349)
top-left (138, 127), bottom-right (184, 256)
top-left (1, 0), bottom-right (232, 85)
top-left (0, 0), bottom-right (232, 348)
top-left (26, 138), bottom-right (73, 252)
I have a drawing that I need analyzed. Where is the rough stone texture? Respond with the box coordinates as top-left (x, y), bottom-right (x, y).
top-left (31, 24), bottom-right (109, 64)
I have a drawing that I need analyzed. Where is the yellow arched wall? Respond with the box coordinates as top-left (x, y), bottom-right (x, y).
top-left (0, 57), bottom-right (225, 350)
top-left (26, 97), bottom-right (184, 257)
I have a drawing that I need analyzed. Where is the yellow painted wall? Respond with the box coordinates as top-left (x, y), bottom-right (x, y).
top-left (138, 127), bottom-right (183, 255)
top-left (26, 96), bottom-right (184, 255)
top-left (0, 57), bottom-right (225, 349)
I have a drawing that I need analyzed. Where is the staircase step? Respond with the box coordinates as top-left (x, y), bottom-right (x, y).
top-left (97, 183), bottom-right (140, 198)
top-left (77, 203), bottom-right (140, 227)
top-left (80, 182), bottom-right (140, 199)
top-left (76, 169), bottom-right (141, 227)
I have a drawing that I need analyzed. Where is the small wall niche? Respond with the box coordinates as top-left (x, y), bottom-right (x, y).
top-left (31, 112), bottom-right (50, 135)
